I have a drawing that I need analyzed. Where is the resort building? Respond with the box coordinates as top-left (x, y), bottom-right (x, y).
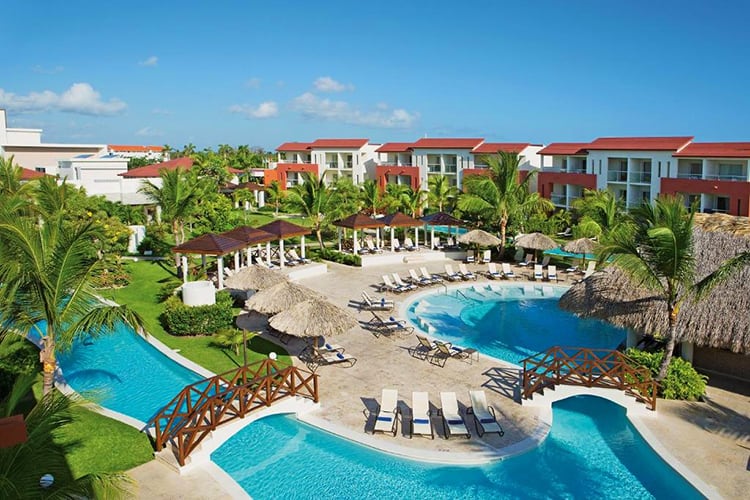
top-left (107, 144), bottom-right (167, 161)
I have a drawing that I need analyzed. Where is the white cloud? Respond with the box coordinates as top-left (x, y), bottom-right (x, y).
top-left (32, 65), bottom-right (64, 74)
top-left (245, 77), bottom-right (261, 89)
top-left (139, 56), bottom-right (158, 67)
top-left (228, 101), bottom-right (279, 119)
top-left (0, 83), bottom-right (127, 116)
top-left (291, 92), bottom-right (418, 128)
top-left (135, 126), bottom-right (163, 137)
top-left (313, 76), bottom-right (354, 93)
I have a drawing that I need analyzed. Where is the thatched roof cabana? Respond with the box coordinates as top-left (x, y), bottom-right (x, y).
top-left (245, 281), bottom-right (319, 315)
top-left (268, 298), bottom-right (358, 338)
top-left (225, 265), bottom-right (287, 291)
top-left (559, 222), bottom-right (750, 354)
top-left (515, 232), bottom-right (558, 251)
top-left (563, 237), bottom-right (597, 255)
top-left (458, 229), bottom-right (502, 247)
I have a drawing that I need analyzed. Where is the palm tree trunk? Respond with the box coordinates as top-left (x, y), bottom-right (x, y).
top-left (41, 336), bottom-right (56, 395)
top-left (499, 216), bottom-right (508, 254)
top-left (316, 228), bottom-right (325, 250)
top-left (657, 304), bottom-right (679, 380)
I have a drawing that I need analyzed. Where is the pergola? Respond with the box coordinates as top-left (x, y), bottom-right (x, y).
top-left (220, 226), bottom-right (276, 268)
top-left (421, 211), bottom-right (463, 249)
top-left (173, 233), bottom-right (246, 290)
top-left (257, 220), bottom-right (311, 268)
top-left (332, 214), bottom-right (386, 253)
top-left (380, 212), bottom-right (424, 251)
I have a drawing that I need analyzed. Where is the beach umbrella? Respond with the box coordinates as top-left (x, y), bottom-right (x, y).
top-left (563, 238), bottom-right (598, 267)
top-left (225, 265), bottom-right (287, 291)
top-left (515, 232), bottom-right (558, 261)
top-left (268, 298), bottom-right (358, 339)
top-left (244, 281), bottom-right (319, 315)
top-left (458, 229), bottom-right (502, 247)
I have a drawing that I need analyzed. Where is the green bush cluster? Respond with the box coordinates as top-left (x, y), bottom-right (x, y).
top-left (318, 248), bottom-right (361, 266)
top-left (161, 290), bottom-right (235, 336)
top-left (625, 348), bottom-right (707, 401)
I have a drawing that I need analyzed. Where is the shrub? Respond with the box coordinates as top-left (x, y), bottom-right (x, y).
top-left (0, 338), bottom-right (38, 396)
top-left (318, 248), bottom-right (361, 266)
top-left (624, 348), bottom-right (707, 401)
top-left (136, 235), bottom-right (172, 257)
top-left (161, 290), bottom-right (235, 336)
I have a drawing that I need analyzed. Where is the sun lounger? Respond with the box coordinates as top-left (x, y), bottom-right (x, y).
top-left (393, 238), bottom-right (403, 252)
top-left (458, 263), bottom-right (477, 280)
top-left (467, 390), bottom-right (504, 437)
top-left (431, 341), bottom-right (477, 366)
top-left (410, 392), bottom-right (434, 439)
top-left (533, 264), bottom-right (544, 281)
top-left (403, 237), bottom-right (416, 251)
top-left (501, 262), bottom-right (518, 279)
top-left (481, 249), bottom-right (491, 264)
top-left (305, 344), bottom-right (357, 371)
top-left (420, 267), bottom-right (443, 284)
top-left (365, 238), bottom-right (383, 253)
top-left (557, 227), bottom-right (572, 237)
top-left (381, 274), bottom-right (409, 293)
top-left (433, 237), bottom-right (444, 250)
top-left (444, 264), bottom-right (462, 281)
top-left (465, 251), bottom-right (475, 263)
top-left (546, 265), bottom-right (558, 282)
top-left (539, 255), bottom-right (550, 268)
top-left (439, 391), bottom-right (471, 439)
top-left (574, 261), bottom-right (596, 283)
top-left (446, 236), bottom-right (455, 248)
top-left (486, 262), bottom-right (502, 279)
top-left (409, 334), bottom-right (439, 360)
top-left (361, 291), bottom-right (395, 311)
top-left (288, 248), bottom-right (309, 264)
top-left (372, 389), bottom-right (399, 436)
top-left (409, 268), bottom-right (433, 287)
top-left (362, 311), bottom-right (414, 338)
top-left (393, 273), bottom-right (417, 291)
top-left (517, 253), bottom-right (534, 267)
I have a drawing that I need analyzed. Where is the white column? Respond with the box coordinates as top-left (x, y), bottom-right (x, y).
top-left (279, 239), bottom-right (285, 268)
top-left (431, 228), bottom-right (435, 249)
top-left (376, 228), bottom-right (381, 248)
top-left (266, 241), bottom-right (272, 266)
top-left (338, 228), bottom-right (342, 252)
top-left (414, 227), bottom-right (419, 249)
top-left (390, 227), bottom-right (395, 251)
top-left (246, 247), bottom-right (252, 266)
top-left (234, 251), bottom-right (240, 271)
top-left (217, 256), bottom-right (225, 290)
top-left (301, 235), bottom-right (306, 259)
top-left (258, 190), bottom-right (265, 207)
top-left (353, 229), bottom-right (359, 253)
top-left (181, 255), bottom-right (188, 284)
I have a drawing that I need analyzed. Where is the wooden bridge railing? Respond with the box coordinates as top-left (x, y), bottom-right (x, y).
top-left (148, 358), bottom-right (319, 466)
top-left (521, 346), bottom-right (658, 411)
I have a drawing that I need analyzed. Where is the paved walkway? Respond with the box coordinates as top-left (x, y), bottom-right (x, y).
top-left (130, 258), bottom-right (750, 499)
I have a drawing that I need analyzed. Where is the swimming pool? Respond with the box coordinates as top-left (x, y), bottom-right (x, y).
top-left (544, 247), bottom-right (596, 261)
top-left (425, 224), bottom-right (468, 236)
top-left (405, 284), bottom-right (627, 366)
top-left (212, 395), bottom-right (702, 499)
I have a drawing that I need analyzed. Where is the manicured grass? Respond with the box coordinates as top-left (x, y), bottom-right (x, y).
top-left (102, 260), bottom-right (291, 374)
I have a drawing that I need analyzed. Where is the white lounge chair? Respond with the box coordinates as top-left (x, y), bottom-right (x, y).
top-left (517, 253), bottom-right (534, 267)
top-left (465, 251), bottom-right (475, 263)
top-left (582, 261), bottom-right (596, 278)
top-left (420, 266), bottom-right (444, 284)
top-left (410, 335), bottom-right (438, 360)
top-left (468, 390), bottom-right (504, 437)
top-left (486, 262), bottom-right (502, 279)
top-left (365, 238), bottom-right (383, 253)
top-left (546, 265), bottom-right (558, 282)
top-left (533, 264), bottom-right (544, 281)
top-left (361, 291), bottom-right (395, 311)
top-left (439, 391), bottom-right (471, 439)
top-left (403, 237), bottom-right (416, 251)
top-left (557, 227), bottom-right (572, 237)
top-left (362, 312), bottom-right (414, 338)
top-left (433, 237), bottom-right (444, 250)
top-left (288, 248), bottom-right (309, 264)
top-left (381, 274), bottom-right (407, 293)
top-left (393, 273), bottom-right (417, 291)
top-left (444, 264), bottom-right (462, 281)
top-left (409, 268), bottom-right (432, 287)
top-left (481, 249), bottom-right (491, 264)
top-left (446, 236), bottom-right (456, 248)
top-left (458, 263), bottom-right (477, 281)
top-left (501, 262), bottom-right (518, 279)
top-left (539, 255), bottom-right (551, 268)
top-left (410, 391), bottom-right (434, 439)
top-left (372, 389), bottom-right (399, 436)
top-left (393, 238), bottom-right (403, 252)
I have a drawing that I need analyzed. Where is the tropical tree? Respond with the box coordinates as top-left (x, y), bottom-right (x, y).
top-left (403, 186), bottom-right (427, 218)
top-left (0, 216), bottom-right (144, 395)
top-left (458, 152), bottom-right (553, 253)
top-left (572, 189), bottom-right (628, 239)
top-left (359, 179), bottom-right (381, 215)
top-left (0, 374), bottom-right (133, 499)
top-left (329, 177), bottom-right (362, 221)
top-left (599, 195), bottom-right (750, 380)
top-left (33, 176), bottom-right (86, 221)
top-left (427, 175), bottom-right (459, 213)
top-left (285, 173), bottom-right (331, 249)
top-left (382, 183), bottom-right (411, 214)
top-left (0, 155), bottom-right (32, 198)
top-left (265, 180), bottom-right (285, 216)
top-left (139, 168), bottom-right (203, 247)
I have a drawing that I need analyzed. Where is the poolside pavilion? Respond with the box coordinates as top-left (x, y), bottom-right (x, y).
top-left (173, 233), bottom-right (246, 290)
top-left (420, 211), bottom-right (464, 249)
top-left (220, 226), bottom-right (275, 268)
top-left (332, 214), bottom-right (386, 253)
top-left (257, 220), bottom-right (311, 268)
top-left (381, 212), bottom-right (424, 251)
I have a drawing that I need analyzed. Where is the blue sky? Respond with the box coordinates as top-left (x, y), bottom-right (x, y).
top-left (2, 0), bottom-right (749, 149)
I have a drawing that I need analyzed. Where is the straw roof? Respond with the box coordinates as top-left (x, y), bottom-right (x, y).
top-left (421, 211), bottom-right (463, 226)
top-left (380, 212), bottom-right (424, 227)
top-left (563, 238), bottom-right (597, 255)
top-left (221, 226), bottom-right (275, 245)
top-left (332, 213), bottom-right (385, 229)
top-left (515, 232), bottom-right (558, 251)
top-left (458, 229), bottom-right (502, 247)
top-left (225, 265), bottom-right (287, 291)
top-left (559, 223), bottom-right (750, 354)
top-left (268, 298), bottom-right (358, 338)
top-left (257, 220), bottom-right (311, 239)
top-left (173, 233), bottom-right (245, 255)
top-left (244, 281), bottom-right (320, 315)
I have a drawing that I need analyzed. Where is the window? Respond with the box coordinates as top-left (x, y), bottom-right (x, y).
top-left (35, 167), bottom-right (46, 173)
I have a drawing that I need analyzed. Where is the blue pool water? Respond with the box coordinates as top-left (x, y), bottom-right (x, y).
top-left (212, 395), bottom-right (702, 499)
top-left (55, 323), bottom-right (204, 422)
top-left (544, 246), bottom-right (596, 261)
top-left (425, 224), bottom-right (468, 235)
top-left (406, 284), bottom-right (627, 366)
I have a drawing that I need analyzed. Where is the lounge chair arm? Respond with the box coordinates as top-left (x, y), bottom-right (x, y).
top-left (488, 406), bottom-right (496, 419)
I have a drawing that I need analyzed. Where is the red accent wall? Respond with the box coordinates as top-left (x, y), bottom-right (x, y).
top-left (537, 172), bottom-right (597, 199)
top-left (661, 178), bottom-right (750, 216)
top-left (376, 165), bottom-right (420, 191)
top-left (263, 163), bottom-right (319, 190)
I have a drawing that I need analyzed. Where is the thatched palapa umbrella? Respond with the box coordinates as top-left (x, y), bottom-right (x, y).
top-left (458, 229), bottom-right (502, 247)
top-left (563, 237), bottom-right (598, 267)
top-left (225, 265), bottom-right (287, 291)
top-left (269, 298), bottom-right (358, 339)
top-left (515, 232), bottom-right (558, 261)
top-left (245, 281), bottom-right (319, 315)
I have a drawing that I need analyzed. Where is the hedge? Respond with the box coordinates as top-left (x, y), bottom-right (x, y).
top-left (318, 248), bottom-right (361, 266)
top-left (624, 348), bottom-right (708, 401)
top-left (162, 290), bottom-right (235, 336)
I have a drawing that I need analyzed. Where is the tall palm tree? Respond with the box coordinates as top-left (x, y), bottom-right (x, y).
top-left (427, 175), bottom-right (459, 213)
top-left (0, 373), bottom-right (133, 498)
top-left (458, 152), bottom-right (552, 253)
top-left (139, 168), bottom-right (203, 247)
top-left (265, 180), bottom-right (285, 216)
top-left (382, 183), bottom-right (411, 214)
top-left (285, 173), bottom-right (331, 249)
top-left (359, 179), bottom-right (381, 215)
top-left (33, 176), bottom-right (85, 221)
top-left (403, 186), bottom-right (427, 218)
top-left (329, 177), bottom-right (361, 221)
top-left (572, 189), bottom-right (627, 239)
top-left (599, 196), bottom-right (750, 380)
top-left (0, 216), bottom-right (144, 395)
top-left (0, 155), bottom-right (32, 197)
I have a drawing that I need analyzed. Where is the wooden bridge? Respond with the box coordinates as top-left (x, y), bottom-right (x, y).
top-left (521, 346), bottom-right (658, 411)
top-left (148, 358), bottom-right (319, 466)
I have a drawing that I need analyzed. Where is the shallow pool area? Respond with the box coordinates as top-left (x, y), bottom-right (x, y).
top-left (405, 283), bottom-right (628, 366)
top-left (425, 224), bottom-right (468, 236)
top-left (212, 395), bottom-right (702, 499)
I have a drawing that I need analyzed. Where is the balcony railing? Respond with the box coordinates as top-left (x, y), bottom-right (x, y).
top-left (607, 171), bottom-right (628, 182)
top-left (560, 167), bottom-right (587, 174)
top-left (676, 172), bottom-right (703, 180)
top-left (445, 165), bottom-right (458, 173)
top-left (676, 173), bottom-right (747, 181)
top-left (629, 172), bottom-right (652, 183)
top-left (427, 164), bottom-right (441, 173)
top-left (326, 162), bottom-right (341, 169)
top-left (550, 194), bottom-right (567, 205)
top-left (376, 161), bottom-right (414, 167)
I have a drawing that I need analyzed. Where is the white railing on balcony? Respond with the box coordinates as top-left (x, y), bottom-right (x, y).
top-left (375, 161), bottom-right (414, 167)
top-left (676, 172), bottom-right (703, 179)
top-left (427, 164), bottom-right (441, 173)
top-left (550, 194), bottom-right (567, 205)
top-left (629, 171), bottom-right (652, 183)
top-left (445, 164), bottom-right (458, 173)
top-left (607, 171), bottom-right (628, 182)
top-left (560, 167), bottom-right (587, 174)
top-left (326, 162), bottom-right (341, 169)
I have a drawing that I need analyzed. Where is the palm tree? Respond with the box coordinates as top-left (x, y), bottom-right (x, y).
top-left (33, 176), bottom-right (85, 221)
top-left (265, 180), bottom-right (285, 216)
top-left (285, 173), bottom-right (331, 249)
top-left (458, 152), bottom-right (553, 253)
top-left (599, 195), bottom-right (750, 380)
top-left (0, 217), bottom-right (144, 395)
top-left (403, 186), bottom-right (427, 218)
top-left (382, 183), bottom-right (411, 213)
top-left (359, 179), bottom-right (381, 215)
top-left (139, 168), bottom-right (203, 247)
top-left (572, 189), bottom-right (627, 239)
top-left (329, 177), bottom-right (362, 221)
top-left (427, 175), bottom-right (459, 213)
top-left (0, 155), bottom-right (31, 197)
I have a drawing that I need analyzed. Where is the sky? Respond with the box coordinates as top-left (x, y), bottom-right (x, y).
top-left (2, 0), bottom-right (749, 150)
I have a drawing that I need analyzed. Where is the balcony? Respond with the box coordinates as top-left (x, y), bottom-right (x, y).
top-left (550, 193), bottom-right (567, 206)
top-left (326, 162), bottom-right (341, 170)
top-left (561, 167), bottom-right (587, 174)
top-left (607, 171), bottom-right (628, 183)
top-left (427, 164), bottom-right (441, 173)
top-left (629, 171), bottom-right (652, 184)
top-left (445, 164), bottom-right (458, 174)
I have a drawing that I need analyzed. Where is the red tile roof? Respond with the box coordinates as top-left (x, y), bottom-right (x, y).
top-left (586, 137), bottom-right (693, 151)
top-left (310, 138), bottom-right (369, 149)
top-left (109, 144), bottom-right (164, 152)
top-left (20, 167), bottom-right (45, 180)
top-left (119, 157), bottom-right (193, 178)
top-left (472, 142), bottom-right (531, 154)
top-left (538, 143), bottom-right (591, 156)
top-left (411, 138), bottom-right (485, 149)
top-left (276, 142), bottom-right (314, 151)
top-left (375, 142), bottom-right (414, 153)
top-left (673, 142), bottom-right (750, 158)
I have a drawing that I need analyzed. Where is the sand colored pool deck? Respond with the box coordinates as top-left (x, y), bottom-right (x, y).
top-left (129, 259), bottom-right (750, 499)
